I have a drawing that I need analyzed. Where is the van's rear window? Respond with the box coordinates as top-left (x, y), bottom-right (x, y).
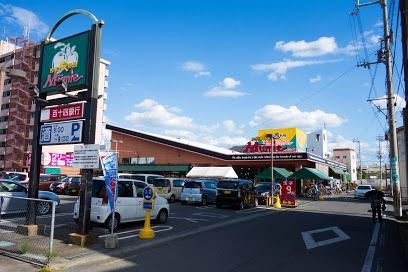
top-left (184, 182), bottom-right (201, 189)
top-left (92, 180), bottom-right (106, 198)
top-left (153, 179), bottom-right (167, 187)
top-left (218, 181), bottom-right (239, 189)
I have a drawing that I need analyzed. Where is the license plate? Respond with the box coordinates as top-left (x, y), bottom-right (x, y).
top-left (224, 190), bottom-right (231, 195)
top-left (71, 189), bottom-right (77, 193)
top-left (187, 197), bottom-right (193, 202)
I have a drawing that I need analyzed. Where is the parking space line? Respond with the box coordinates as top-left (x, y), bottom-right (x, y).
top-left (99, 225), bottom-right (173, 239)
top-left (117, 226), bottom-right (173, 240)
top-left (235, 207), bottom-right (273, 214)
top-left (192, 212), bottom-right (229, 219)
top-left (169, 216), bottom-right (209, 223)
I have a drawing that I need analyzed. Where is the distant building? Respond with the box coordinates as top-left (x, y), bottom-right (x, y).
top-left (307, 129), bottom-right (330, 158)
top-left (332, 148), bottom-right (357, 182)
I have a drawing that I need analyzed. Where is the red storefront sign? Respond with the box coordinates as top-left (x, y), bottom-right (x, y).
top-left (40, 103), bottom-right (84, 122)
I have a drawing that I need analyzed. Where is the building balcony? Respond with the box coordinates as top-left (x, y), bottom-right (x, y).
top-left (0, 161), bottom-right (4, 169)
top-left (0, 110), bottom-right (9, 117)
top-left (0, 135), bottom-right (6, 142)
top-left (2, 97), bottom-right (10, 104)
top-left (0, 122), bottom-right (7, 129)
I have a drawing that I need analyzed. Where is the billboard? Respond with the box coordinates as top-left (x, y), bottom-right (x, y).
top-left (40, 31), bottom-right (90, 94)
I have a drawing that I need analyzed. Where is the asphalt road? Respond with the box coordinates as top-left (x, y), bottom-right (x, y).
top-left (66, 194), bottom-right (407, 272)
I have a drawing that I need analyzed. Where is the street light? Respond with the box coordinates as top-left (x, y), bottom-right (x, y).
top-left (110, 139), bottom-right (123, 153)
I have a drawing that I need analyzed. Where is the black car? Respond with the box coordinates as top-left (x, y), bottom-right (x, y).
top-left (255, 182), bottom-right (272, 204)
top-left (216, 179), bottom-right (258, 210)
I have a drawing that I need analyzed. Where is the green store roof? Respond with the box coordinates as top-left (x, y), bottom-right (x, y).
top-left (288, 167), bottom-right (331, 180)
top-left (256, 167), bottom-right (293, 180)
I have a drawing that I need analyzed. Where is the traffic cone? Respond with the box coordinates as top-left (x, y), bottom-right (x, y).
top-left (273, 195), bottom-right (282, 209)
top-left (138, 209), bottom-right (155, 239)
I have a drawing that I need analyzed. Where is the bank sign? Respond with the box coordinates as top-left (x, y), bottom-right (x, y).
top-left (40, 31), bottom-right (90, 94)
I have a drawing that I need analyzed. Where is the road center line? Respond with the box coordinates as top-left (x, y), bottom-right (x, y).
top-left (361, 223), bottom-right (380, 272)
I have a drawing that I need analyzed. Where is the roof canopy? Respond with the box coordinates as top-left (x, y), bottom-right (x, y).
top-left (288, 167), bottom-right (330, 180)
top-left (186, 167), bottom-right (238, 179)
top-left (256, 167), bottom-right (293, 180)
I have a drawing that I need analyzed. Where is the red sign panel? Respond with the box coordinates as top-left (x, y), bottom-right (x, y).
top-left (280, 180), bottom-right (297, 207)
top-left (41, 103), bottom-right (84, 122)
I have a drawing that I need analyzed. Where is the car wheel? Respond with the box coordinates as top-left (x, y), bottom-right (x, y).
top-left (155, 209), bottom-right (168, 224)
top-left (169, 194), bottom-right (176, 203)
top-left (201, 197), bottom-right (208, 206)
top-left (37, 201), bottom-right (51, 215)
top-left (105, 214), bottom-right (120, 231)
top-left (238, 200), bottom-right (244, 210)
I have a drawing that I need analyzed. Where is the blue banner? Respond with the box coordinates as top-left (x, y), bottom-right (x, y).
top-left (100, 152), bottom-right (118, 213)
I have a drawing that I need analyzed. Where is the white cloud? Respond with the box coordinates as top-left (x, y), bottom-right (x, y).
top-left (204, 77), bottom-right (248, 97)
top-left (119, 81), bottom-right (136, 91)
top-left (339, 31), bottom-right (381, 55)
top-left (222, 120), bottom-right (236, 132)
top-left (222, 77), bottom-right (240, 89)
top-left (125, 99), bottom-right (193, 128)
top-left (0, 4), bottom-right (48, 37)
top-left (371, 94), bottom-right (406, 111)
top-left (309, 74), bottom-right (321, 83)
top-left (180, 61), bottom-right (210, 77)
top-left (275, 37), bottom-right (338, 58)
top-left (249, 105), bottom-right (346, 130)
top-left (251, 59), bottom-right (340, 81)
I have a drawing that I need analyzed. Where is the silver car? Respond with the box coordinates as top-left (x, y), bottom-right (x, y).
top-left (0, 179), bottom-right (60, 215)
top-left (354, 185), bottom-right (374, 198)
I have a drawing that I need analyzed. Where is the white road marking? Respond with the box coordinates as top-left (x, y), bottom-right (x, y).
top-left (192, 212), bottom-right (229, 219)
top-left (361, 223), bottom-right (380, 272)
top-left (169, 216), bottom-right (209, 223)
top-left (235, 207), bottom-right (273, 214)
top-left (99, 225), bottom-right (173, 239)
top-left (117, 226), bottom-right (173, 240)
top-left (301, 226), bottom-right (350, 250)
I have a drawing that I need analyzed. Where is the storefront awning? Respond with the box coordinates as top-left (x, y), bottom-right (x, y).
top-left (256, 167), bottom-right (293, 180)
top-left (118, 164), bottom-right (191, 173)
top-left (288, 167), bottom-right (330, 180)
top-left (329, 166), bottom-right (345, 176)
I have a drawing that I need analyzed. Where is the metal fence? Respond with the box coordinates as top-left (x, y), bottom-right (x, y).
top-left (0, 195), bottom-right (55, 265)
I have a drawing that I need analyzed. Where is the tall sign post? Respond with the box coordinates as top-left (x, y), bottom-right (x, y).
top-left (27, 10), bottom-right (103, 243)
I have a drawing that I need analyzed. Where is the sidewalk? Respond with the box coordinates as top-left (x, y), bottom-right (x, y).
top-left (0, 254), bottom-right (38, 272)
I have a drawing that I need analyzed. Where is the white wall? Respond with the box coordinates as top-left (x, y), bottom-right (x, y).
top-left (333, 149), bottom-right (357, 181)
top-left (307, 129), bottom-right (329, 158)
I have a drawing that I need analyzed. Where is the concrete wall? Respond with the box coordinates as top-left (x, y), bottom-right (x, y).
top-left (307, 129), bottom-right (329, 158)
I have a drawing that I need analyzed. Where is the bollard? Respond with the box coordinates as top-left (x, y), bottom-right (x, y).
top-left (273, 195), bottom-right (282, 209)
top-left (138, 209), bottom-right (155, 240)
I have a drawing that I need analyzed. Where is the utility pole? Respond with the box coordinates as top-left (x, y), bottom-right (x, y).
top-left (377, 135), bottom-right (384, 181)
top-left (355, 0), bottom-right (403, 217)
top-left (353, 139), bottom-right (362, 181)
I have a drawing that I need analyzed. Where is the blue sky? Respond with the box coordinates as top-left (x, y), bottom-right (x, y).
top-left (0, 0), bottom-right (404, 165)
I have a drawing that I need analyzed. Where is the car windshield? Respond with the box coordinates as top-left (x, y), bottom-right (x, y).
top-left (358, 185), bottom-right (372, 190)
top-left (256, 183), bottom-right (271, 189)
top-left (218, 180), bottom-right (239, 189)
top-left (153, 179), bottom-right (167, 187)
top-left (184, 181), bottom-right (201, 189)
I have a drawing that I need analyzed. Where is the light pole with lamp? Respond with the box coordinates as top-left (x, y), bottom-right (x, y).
top-left (111, 139), bottom-right (123, 153)
top-left (352, 139), bottom-right (362, 182)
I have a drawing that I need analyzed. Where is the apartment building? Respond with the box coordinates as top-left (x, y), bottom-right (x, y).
top-left (0, 38), bottom-right (110, 172)
top-left (332, 148), bottom-right (358, 182)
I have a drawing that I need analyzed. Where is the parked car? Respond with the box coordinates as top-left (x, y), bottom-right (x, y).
top-left (0, 179), bottom-right (60, 215)
top-left (1, 172), bottom-right (30, 185)
top-left (151, 177), bottom-right (186, 202)
top-left (255, 182), bottom-right (272, 204)
top-left (216, 179), bottom-right (258, 210)
top-left (180, 179), bottom-right (217, 206)
top-left (118, 173), bottom-right (163, 184)
top-left (38, 174), bottom-right (66, 191)
top-left (67, 176), bottom-right (82, 195)
top-left (73, 178), bottom-right (169, 230)
top-left (50, 175), bottom-right (81, 195)
top-left (354, 185), bottom-right (374, 198)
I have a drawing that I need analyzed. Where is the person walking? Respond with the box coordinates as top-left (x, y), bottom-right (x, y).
top-left (368, 189), bottom-right (386, 223)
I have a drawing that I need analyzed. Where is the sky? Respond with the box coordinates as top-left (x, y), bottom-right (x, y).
top-left (0, 0), bottom-right (405, 166)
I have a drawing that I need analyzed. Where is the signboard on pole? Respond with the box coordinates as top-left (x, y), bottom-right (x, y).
top-left (40, 31), bottom-right (90, 94)
top-left (39, 120), bottom-right (83, 145)
top-left (73, 144), bottom-right (100, 169)
top-left (41, 103), bottom-right (84, 122)
top-left (143, 186), bottom-right (154, 210)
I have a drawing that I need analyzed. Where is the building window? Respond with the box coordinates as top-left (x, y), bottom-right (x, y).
top-left (0, 142), bottom-right (5, 147)
top-left (1, 104), bottom-right (9, 110)
top-left (0, 116), bottom-right (8, 123)
top-left (0, 155), bottom-right (4, 160)
top-left (4, 79), bottom-right (12, 85)
top-left (0, 129), bottom-right (7, 135)
top-left (122, 158), bottom-right (131, 164)
top-left (2, 91), bottom-right (10, 97)
top-left (316, 134), bottom-right (320, 141)
top-left (30, 112), bottom-right (35, 118)
top-left (27, 140), bottom-right (32, 145)
top-left (343, 155), bottom-right (347, 159)
top-left (32, 99), bottom-right (36, 105)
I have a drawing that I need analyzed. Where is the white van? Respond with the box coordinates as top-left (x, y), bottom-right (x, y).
top-left (118, 173), bottom-right (163, 184)
top-left (151, 177), bottom-right (187, 202)
top-left (73, 178), bottom-right (169, 230)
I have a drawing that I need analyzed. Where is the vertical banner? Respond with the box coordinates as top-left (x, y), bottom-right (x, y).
top-left (100, 152), bottom-right (118, 213)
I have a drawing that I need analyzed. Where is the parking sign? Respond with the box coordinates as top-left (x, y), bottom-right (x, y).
top-left (39, 120), bottom-right (83, 145)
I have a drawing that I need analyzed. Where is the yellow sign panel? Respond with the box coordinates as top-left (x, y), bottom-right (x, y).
top-left (257, 128), bottom-right (307, 153)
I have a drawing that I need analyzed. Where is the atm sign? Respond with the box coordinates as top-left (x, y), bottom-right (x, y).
top-left (41, 103), bottom-right (84, 122)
